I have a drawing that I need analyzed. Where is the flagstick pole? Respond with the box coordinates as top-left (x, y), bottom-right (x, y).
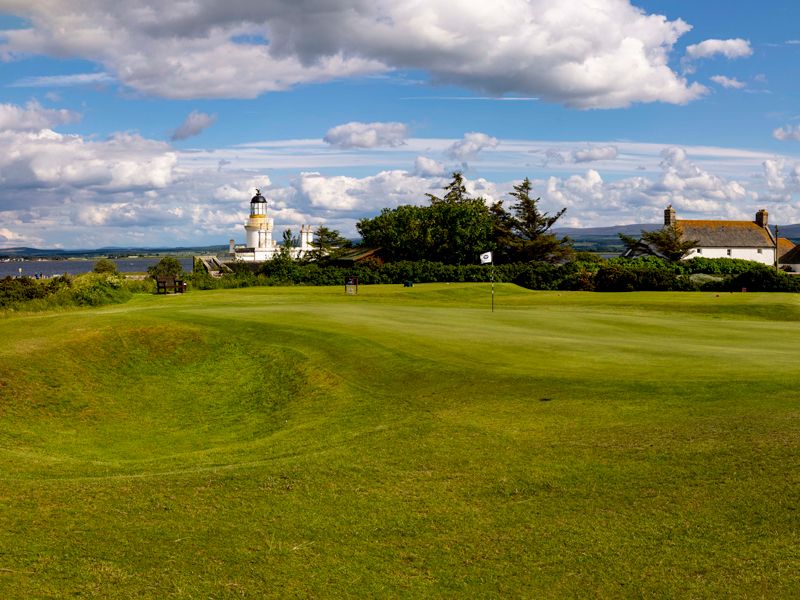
top-left (491, 260), bottom-right (494, 313)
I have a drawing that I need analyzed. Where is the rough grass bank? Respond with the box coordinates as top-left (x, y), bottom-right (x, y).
top-left (0, 284), bottom-right (798, 598)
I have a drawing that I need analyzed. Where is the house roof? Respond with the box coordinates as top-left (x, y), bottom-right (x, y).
top-left (333, 247), bottom-right (384, 264)
top-left (677, 220), bottom-right (774, 248)
top-left (779, 242), bottom-right (800, 264)
top-left (778, 237), bottom-right (795, 259)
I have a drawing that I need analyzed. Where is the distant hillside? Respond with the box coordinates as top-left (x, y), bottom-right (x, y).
top-left (0, 245), bottom-right (229, 259)
top-left (553, 223), bottom-right (661, 236)
top-left (772, 224), bottom-right (800, 241)
top-left (3, 222), bottom-right (797, 260)
top-left (555, 223), bottom-right (800, 254)
top-left (552, 223), bottom-right (661, 253)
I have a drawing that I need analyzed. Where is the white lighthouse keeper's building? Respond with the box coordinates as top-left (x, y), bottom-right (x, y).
top-left (230, 189), bottom-right (315, 262)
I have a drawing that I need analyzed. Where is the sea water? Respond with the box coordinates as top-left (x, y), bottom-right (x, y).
top-left (0, 258), bottom-right (195, 278)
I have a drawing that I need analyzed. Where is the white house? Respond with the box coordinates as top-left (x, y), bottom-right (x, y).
top-left (229, 189), bottom-right (315, 262)
top-left (652, 206), bottom-right (786, 266)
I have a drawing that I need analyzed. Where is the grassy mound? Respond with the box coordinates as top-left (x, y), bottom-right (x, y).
top-left (0, 284), bottom-right (798, 597)
top-left (0, 324), bottom-right (318, 478)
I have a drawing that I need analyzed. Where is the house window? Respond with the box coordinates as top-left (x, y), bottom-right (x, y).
top-left (757, 248), bottom-right (763, 254)
top-left (697, 248), bottom-right (702, 254)
top-left (727, 249), bottom-right (732, 256)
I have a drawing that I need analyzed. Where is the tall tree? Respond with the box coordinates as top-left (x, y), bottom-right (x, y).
top-left (307, 226), bottom-right (351, 261)
top-left (428, 198), bottom-right (493, 264)
top-left (357, 204), bottom-right (432, 262)
top-left (504, 178), bottom-right (571, 262)
top-left (357, 173), bottom-right (492, 264)
top-left (279, 228), bottom-right (299, 259)
top-left (488, 200), bottom-right (518, 263)
top-left (426, 171), bottom-right (469, 205)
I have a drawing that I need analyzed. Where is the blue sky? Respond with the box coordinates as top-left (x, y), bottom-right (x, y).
top-left (0, 0), bottom-right (799, 248)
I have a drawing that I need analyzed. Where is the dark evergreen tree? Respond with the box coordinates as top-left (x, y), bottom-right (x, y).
top-left (426, 171), bottom-right (469, 205)
top-left (500, 178), bottom-right (571, 262)
top-left (619, 223), bottom-right (697, 262)
top-left (307, 226), bottom-right (351, 261)
top-left (488, 200), bottom-right (518, 263)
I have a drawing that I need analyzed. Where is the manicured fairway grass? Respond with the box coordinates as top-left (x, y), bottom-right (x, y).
top-left (0, 284), bottom-right (798, 597)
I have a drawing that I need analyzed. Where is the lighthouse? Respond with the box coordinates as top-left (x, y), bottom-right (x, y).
top-left (244, 188), bottom-right (275, 257)
top-left (230, 188), bottom-right (315, 262)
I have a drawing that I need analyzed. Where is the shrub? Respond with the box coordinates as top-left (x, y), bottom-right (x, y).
top-left (70, 273), bottom-right (131, 306)
top-left (0, 276), bottom-right (50, 307)
top-left (683, 257), bottom-right (762, 276)
top-left (727, 264), bottom-right (800, 292)
top-left (147, 257), bottom-right (186, 279)
top-left (191, 259), bottom-right (220, 290)
top-left (594, 257), bottom-right (691, 292)
top-left (0, 272), bottom-right (147, 312)
top-left (513, 262), bottom-right (560, 290)
top-left (93, 258), bottom-right (118, 274)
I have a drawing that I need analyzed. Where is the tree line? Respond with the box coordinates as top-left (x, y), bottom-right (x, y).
top-left (355, 172), bottom-right (572, 264)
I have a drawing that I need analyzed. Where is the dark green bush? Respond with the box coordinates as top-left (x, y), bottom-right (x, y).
top-left (0, 277), bottom-right (50, 306)
top-left (683, 257), bottom-right (762, 276)
top-left (513, 262), bottom-right (560, 290)
top-left (727, 264), bottom-right (800, 292)
top-left (594, 257), bottom-right (691, 292)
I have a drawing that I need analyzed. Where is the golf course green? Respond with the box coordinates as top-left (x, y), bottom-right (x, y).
top-left (0, 283), bottom-right (798, 597)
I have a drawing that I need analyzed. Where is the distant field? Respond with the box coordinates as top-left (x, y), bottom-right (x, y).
top-left (0, 284), bottom-right (798, 598)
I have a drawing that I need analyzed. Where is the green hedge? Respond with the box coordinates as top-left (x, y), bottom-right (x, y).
top-left (188, 256), bottom-right (800, 294)
top-left (192, 260), bottom-right (532, 289)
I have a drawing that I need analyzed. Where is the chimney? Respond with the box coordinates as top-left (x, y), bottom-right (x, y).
top-left (664, 205), bottom-right (676, 227)
top-left (755, 209), bottom-right (768, 228)
top-left (229, 239), bottom-right (235, 254)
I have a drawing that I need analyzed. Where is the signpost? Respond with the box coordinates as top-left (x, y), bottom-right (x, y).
top-left (344, 275), bottom-right (358, 295)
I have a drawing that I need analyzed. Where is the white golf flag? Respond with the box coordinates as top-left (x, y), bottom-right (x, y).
top-left (480, 251), bottom-right (493, 264)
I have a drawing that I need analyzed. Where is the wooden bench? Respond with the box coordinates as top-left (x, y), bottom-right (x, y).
top-left (156, 276), bottom-right (186, 294)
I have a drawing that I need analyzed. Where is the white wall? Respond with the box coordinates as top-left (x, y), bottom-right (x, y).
top-left (781, 262), bottom-right (800, 273)
top-left (684, 247), bottom-right (774, 265)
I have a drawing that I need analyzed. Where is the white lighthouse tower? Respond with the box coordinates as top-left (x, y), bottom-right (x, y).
top-left (244, 189), bottom-right (275, 260)
top-left (231, 188), bottom-right (315, 261)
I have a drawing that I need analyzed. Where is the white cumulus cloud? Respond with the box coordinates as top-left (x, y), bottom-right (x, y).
top-left (0, 227), bottom-right (26, 245)
top-left (295, 170), bottom-right (439, 212)
top-left (0, 102), bottom-right (178, 209)
top-left (571, 145), bottom-right (618, 163)
top-left (414, 156), bottom-right (445, 177)
top-left (0, 0), bottom-right (708, 108)
top-left (760, 159), bottom-right (800, 202)
top-left (214, 177), bottom-right (273, 202)
top-left (323, 121), bottom-right (408, 149)
top-left (682, 38), bottom-right (752, 73)
top-left (685, 38), bottom-right (753, 61)
top-left (0, 101), bottom-right (80, 131)
top-left (446, 132), bottom-right (499, 161)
